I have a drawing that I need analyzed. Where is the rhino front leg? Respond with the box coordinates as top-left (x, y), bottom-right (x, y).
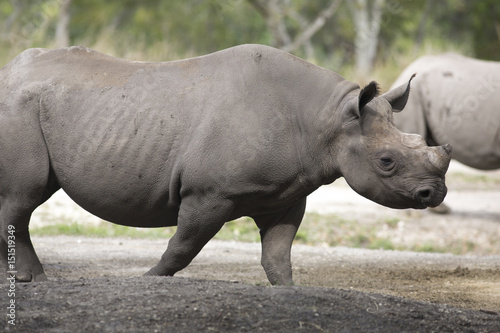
top-left (145, 196), bottom-right (233, 277)
top-left (254, 198), bottom-right (306, 286)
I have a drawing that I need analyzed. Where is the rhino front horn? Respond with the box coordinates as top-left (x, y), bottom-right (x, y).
top-left (382, 73), bottom-right (416, 112)
top-left (428, 144), bottom-right (452, 172)
top-left (442, 143), bottom-right (452, 155)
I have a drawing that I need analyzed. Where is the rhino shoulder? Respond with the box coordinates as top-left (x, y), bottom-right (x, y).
top-left (43, 46), bottom-right (126, 64)
top-left (2, 48), bottom-right (48, 69)
top-left (3, 46), bottom-right (105, 71)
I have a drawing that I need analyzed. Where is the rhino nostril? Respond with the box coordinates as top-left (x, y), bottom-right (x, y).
top-left (420, 190), bottom-right (431, 199)
top-left (416, 187), bottom-right (434, 203)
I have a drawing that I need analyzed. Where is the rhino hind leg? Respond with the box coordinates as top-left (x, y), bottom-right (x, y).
top-left (254, 198), bottom-right (306, 285)
top-left (144, 195), bottom-right (233, 277)
top-left (0, 141), bottom-right (57, 282)
top-left (0, 179), bottom-right (60, 281)
top-left (0, 205), bottom-right (48, 282)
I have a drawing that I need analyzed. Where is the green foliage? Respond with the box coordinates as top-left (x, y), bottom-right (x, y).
top-left (70, 0), bottom-right (267, 60)
top-left (1, 0), bottom-right (499, 71)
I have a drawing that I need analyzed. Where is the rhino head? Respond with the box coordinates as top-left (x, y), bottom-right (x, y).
top-left (335, 75), bottom-right (451, 209)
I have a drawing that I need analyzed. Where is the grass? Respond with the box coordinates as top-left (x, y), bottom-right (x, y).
top-left (447, 172), bottom-right (500, 188)
top-left (31, 221), bottom-right (177, 239)
top-left (30, 212), bottom-right (495, 255)
top-left (28, 213), bottom-right (409, 251)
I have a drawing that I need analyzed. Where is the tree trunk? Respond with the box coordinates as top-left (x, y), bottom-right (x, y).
top-left (413, 0), bottom-right (433, 55)
top-left (349, 0), bottom-right (385, 80)
top-left (3, 0), bottom-right (25, 41)
top-left (282, 0), bottom-right (343, 54)
top-left (267, 0), bottom-right (292, 48)
top-left (247, 0), bottom-right (342, 57)
top-left (55, 0), bottom-right (72, 48)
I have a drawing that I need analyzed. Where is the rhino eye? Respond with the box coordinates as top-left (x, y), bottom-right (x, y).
top-left (379, 157), bottom-right (395, 170)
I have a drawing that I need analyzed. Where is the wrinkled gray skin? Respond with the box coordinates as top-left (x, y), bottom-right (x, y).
top-left (392, 53), bottom-right (500, 170)
top-left (0, 45), bottom-right (451, 285)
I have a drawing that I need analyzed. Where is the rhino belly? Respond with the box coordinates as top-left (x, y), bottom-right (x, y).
top-left (39, 90), bottom-right (181, 227)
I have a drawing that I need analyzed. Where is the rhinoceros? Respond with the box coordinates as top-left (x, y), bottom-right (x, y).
top-left (392, 53), bottom-right (500, 170)
top-left (0, 44), bottom-right (451, 285)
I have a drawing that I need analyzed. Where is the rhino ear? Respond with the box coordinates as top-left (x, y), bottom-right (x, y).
top-left (359, 81), bottom-right (379, 112)
top-left (382, 73), bottom-right (416, 112)
top-left (343, 81), bottom-right (379, 122)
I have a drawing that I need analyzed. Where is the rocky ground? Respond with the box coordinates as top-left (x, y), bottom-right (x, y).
top-left (1, 161), bottom-right (499, 332)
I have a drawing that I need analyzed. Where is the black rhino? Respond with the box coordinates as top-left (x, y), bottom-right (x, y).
top-left (392, 53), bottom-right (500, 170)
top-left (0, 45), bottom-right (451, 285)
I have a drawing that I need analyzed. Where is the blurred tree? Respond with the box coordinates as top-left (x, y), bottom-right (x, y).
top-left (412, 0), bottom-right (433, 54)
top-left (348, 0), bottom-right (385, 79)
top-left (55, 0), bottom-right (71, 47)
top-left (1, 0), bottom-right (500, 73)
top-left (2, 0), bottom-right (25, 38)
top-left (464, 0), bottom-right (500, 60)
top-left (247, 0), bottom-right (343, 58)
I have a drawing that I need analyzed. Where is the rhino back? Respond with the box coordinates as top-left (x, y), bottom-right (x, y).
top-left (10, 45), bottom-right (342, 225)
top-left (28, 47), bottom-right (196, 224)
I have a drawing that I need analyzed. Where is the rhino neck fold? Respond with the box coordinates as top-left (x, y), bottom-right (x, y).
top-left (309, 81), bottom-right (360, 185)
top-left (247, 48), bottom-right (352, 189)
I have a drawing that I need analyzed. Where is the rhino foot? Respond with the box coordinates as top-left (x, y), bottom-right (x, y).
top-left (1, 229), bottom-right (48, 282)
top-left (143, 266), bottom-right (172, 277)
top-left (15, 271), bottom-right (48, 282)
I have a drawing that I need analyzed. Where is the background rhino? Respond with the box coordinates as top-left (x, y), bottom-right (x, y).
top-left (392, 53), bottom-right (500, 170)
top-left (0, 44), bottom-right (451, 285)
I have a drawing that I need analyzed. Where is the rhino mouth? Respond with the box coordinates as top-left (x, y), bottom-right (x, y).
top-left (386, 183), bottom-right (446, 210)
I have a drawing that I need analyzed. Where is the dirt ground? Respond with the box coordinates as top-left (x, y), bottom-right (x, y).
top-left (1, 161), bottom-right (500, 332)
